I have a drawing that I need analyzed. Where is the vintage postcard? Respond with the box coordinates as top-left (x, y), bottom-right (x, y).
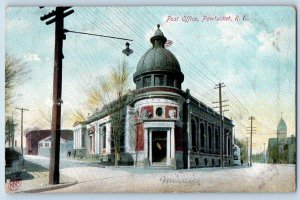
top-left (5, 6), bottom-right (296, 193)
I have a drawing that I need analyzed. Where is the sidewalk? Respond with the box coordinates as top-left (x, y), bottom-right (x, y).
top-left (5, 159), bottom-right (77, 193)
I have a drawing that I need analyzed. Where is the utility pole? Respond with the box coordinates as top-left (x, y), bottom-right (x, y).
top-left (40, 7), bottom-right (74, 185)
top-left (15, 107), bottom-right (29, 169)
top-left (213, 83), bottom-right (229, 168)
top-left (263, 143), bottom-right (266, 163)
top-left (40, 7), bottom-right (133, 184)
top-left (245, 137), bottom-right (250, 166)
top-left (247, 116), bottom-right (256, 167)
top-left (11, 111), bottom-right (15, 149)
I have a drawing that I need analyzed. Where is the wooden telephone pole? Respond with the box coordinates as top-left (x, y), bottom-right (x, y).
top-left (40, 7), bottom-right (74, 185)
top-left (15, 107), bottom-right (29, 169)
top-left (213, 83), bottom-right (229, 168)
top-left (247, 116), bottom-right (256, 167)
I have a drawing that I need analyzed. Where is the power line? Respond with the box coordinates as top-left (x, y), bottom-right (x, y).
top-left (64, 29), bottom-right (133, 41)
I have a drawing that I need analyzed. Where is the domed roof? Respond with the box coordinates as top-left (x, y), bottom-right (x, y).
top-left (133, 24), bottom-right (183, 81)
top-left (277, 117), bottom-right (287, 132)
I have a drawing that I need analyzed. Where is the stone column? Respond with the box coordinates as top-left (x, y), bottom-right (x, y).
top-left (106, 123), bottom-right (111, 154)
top-left (95, 124), bottom-right (98, 154)
top-left (74, 130), bottom-right (77, 149)
top-left (144, 128), bottom-right (148, 160)
top-left (171, 127), bottom-right (175, 159)
top-left (149, 130), bottom-right (152, 163)
top-left (79, 129), bottom-right (82, 148)
top-left (167, 129), bottom-right (171, 166)
top-left (144, 128), bottom-right (151, 159)
top-left (205, 122), bottom-right (209, 152)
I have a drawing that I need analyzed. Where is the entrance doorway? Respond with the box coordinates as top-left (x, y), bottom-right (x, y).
top-left (152, 131), bottom-right (167, 163)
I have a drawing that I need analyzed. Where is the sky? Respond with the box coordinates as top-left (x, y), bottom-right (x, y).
top-left (5, 6), bottom-right (296, 154)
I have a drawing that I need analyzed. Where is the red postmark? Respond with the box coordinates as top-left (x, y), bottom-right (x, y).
top-left (7, 177), bottom-right (22, 191)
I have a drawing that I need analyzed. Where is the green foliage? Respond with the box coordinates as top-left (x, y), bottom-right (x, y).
top-left (5, 117), bottom-right (17, 146)
top-left (268, 143), bottom-right (278, 163)
top-left (235, 138), bottom-right (247, 162)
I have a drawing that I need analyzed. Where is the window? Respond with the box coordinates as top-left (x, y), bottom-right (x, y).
top-left (191, 119), bottom-right (197, 152)
top-left (155, 107), bottom-right (163, 117)
top-left (102, 126), bottom-right (106, 149)
top-left (136, 78), bottom-right (142, 89)
top-left (215, 128), bottom-right (219, 152)
top-left (45, 143), bottom-right (49, 147)
top-left (200, 123), bottom-right (205, 148)
top-left (89, 136), bottom-right (93, 152)
top-left (82, 131), bottom-right (85, 148)
top-left (208, 126), bottom-right (212, 150)
top-left (143, 76), bottom-right (151, 87)
top-left (154, 75), bottom-right (164, 86)
top-left (39, 143), bottom-right (43, 147)
top-left (167, 77), bottom-right (174, 87)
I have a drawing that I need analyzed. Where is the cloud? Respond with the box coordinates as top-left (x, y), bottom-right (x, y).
top-left (257, 26), bottom-right (295, 58)
top-left (217, 14), bottom-right (255, 47)
top-left (24, 53), bottom-right (41, 62)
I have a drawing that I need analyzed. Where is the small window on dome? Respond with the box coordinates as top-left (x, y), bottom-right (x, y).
top-left (154, 75), bottom-right (164, 86)
top-left (143, 76), bottom-right (151, 87)
top-left (167, 77), bottom-right (175, 87)
top-left (136, 78), bottom-right (142, 89)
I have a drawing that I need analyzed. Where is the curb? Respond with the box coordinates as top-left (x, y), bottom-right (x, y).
top-left (15, 180), bottom-right (78, 193)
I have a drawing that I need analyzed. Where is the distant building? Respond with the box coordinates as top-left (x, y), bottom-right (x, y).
top-left (25, 129), bottom-right (73, 155)
top-left (233, 144), bottom-right (241, 166)
top-left (38, 136), bottom-right (73, 157)
top-left (73, 25), bottom-right (234, 169)
top-left (268, 117), bottom-right (296, 164)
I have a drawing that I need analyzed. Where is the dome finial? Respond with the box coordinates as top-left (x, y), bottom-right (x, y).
top-left (157, 24), bottom-right (160, 29)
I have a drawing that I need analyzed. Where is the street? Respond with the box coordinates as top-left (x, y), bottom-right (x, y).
top-left (24, 156), bottom-right (296, 193)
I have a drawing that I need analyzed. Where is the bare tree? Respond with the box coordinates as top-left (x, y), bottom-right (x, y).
top-left (5, 54), bottom-right (29, 145)
top-left (71, 61), bottom-right (132, 167)
top-left (36, 107), bottom-right (69, 129)
top-left (5, 54), bottom-right (29, 114)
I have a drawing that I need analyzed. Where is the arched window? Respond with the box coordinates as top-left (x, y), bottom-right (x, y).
top-left (82, 130), bottom-right (85, 148)
top-left (227, 136), bottom-right (231, 156)
top-left (200, 123), bottom-right (205, 149)
top-left (102, 126), bottom-right (106, 149)
top-left (89, 135), bottom-right (93, 153)
top-left (208, 126), bottom-right (212, 150)
top-left (191, 119), bottom-right (197, 152)
top-left (143, 76), bottom-right (151, 87)
top-left (215, 128), bottom-right (219, 153)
